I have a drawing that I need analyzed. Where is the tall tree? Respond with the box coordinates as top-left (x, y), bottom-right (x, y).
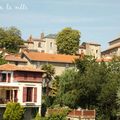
top-left (56, 27), bottom-right (80, 55)
top-left (0, 26), bottom-right (24, 53)
top-left (41, 64), bottom-right (55, 96)
top-left (55, 57), bottom-right (120, 119)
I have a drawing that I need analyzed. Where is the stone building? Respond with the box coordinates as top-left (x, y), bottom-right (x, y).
top-left (102, 37), bottom-right (120, 57)
top-left (24, 33), bottom-right (57, 54)
top-left (79, 42), bottom-right (101, 58)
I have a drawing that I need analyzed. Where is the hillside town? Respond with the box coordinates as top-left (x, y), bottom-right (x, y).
top-left (0, 26), bottom-right (120, 120)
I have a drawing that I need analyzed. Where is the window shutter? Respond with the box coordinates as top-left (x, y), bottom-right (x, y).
top-left (23, 87), bottom-right (27, 102)
top-left (34, 88), bottom-right (37, 102)
top-left (8, 73), bottom-right (11, 83)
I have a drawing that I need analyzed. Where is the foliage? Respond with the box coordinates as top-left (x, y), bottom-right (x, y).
top-left (55, 57), bottom-right (120, 119)
top-left (47, 114), bottom-right (66, 120)
top-left (3, 102), bottom-right (24, 120)
top-left (34, 113), bottom-right (41, 120)
top-left (41, 64), bottom-right (55, 96)
top-left (0, 53), bottom-right (7, 65)
top-left (56, 27), bottom-right (80, 55)
top-left (35, 107), bottom-right (68, 120)
top-left (41, 103), bottom-right (47, 117)
top-left (47, 108), bottom-right (69, 120)
top-left (49, 76), bottom-right (60, 97)
top-left (56, 69), bottom-right (79, 108)
top-left (0, 26), bottom-right (24, 53)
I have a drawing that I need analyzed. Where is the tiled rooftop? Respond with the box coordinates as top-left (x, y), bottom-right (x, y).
top-left (23, 50), bottom-right (79, 63)
top-left (5, 54), bottom-right (27, 62)
top-left (0, 64), bottom-right (44, 72)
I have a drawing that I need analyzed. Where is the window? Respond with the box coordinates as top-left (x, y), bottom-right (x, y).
top-left (26, 87), bottom-right (33, 102)
top-left (38, 42), bottom-right (41, 48)
top-left (6, 90), bottom-right (11, 100)
top-left (41, 50), bottom-right (45, 53)
top-left (96, 50), bottom-right (98, 53)
top-left (1, 73), bottom-right (6, 82)
top-left (66, 64), bottom-right (69, 69)
top-left (15, 61), bottom-right (18, 65)
top-left (50, 42), bottom-right (53, 48)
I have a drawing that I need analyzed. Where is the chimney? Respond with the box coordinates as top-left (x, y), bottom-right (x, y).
top-left (40, 32), bottom-right (44, 39)
top-left (28, 34), bottom-right (33, 42)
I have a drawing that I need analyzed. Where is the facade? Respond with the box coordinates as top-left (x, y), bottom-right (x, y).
top-left (79, 42), bottom-right (101, 58)
top-left (0, 64), bottom-right (44, 119)
top-left (67, 109), bottom-right (96, 120)
top-left (102, 37), bottom-right (120, 57)
top-left (5, 50), bottom-right (79, 75)
top-left (24, 33), bottom-right (57, 54)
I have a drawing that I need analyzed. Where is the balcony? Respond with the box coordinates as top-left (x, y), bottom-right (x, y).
top-left (0, 87), bottom-right (18, 107)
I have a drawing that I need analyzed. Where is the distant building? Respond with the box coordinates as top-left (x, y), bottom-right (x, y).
top-left (5, 50), bottom-right (79, 75)
top-left (79, 42), bottom-right (101, 58)
top-left (24, 33), bottom-right (57, 54)
top-left (102, 37), bottom-right (120, 57)
top-left (0, 64), bottom-right (44, 119)
top-left (67, 109), bottom-right (96, 120)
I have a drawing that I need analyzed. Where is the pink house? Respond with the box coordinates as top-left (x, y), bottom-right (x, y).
top-left (0, 64), bottom-right (44, 119)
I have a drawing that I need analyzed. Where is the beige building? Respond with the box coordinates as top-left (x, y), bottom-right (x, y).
top-left (79, 42), bottom-right (101, 58)
top-left (24, 33), bottom-right (57, 54)
top-left (5, 50), bottom-right (79, 75)
top-left (102, 37), bottom-right (120, 57)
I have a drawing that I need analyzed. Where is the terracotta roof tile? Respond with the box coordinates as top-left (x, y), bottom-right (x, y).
top-left (5, 54), bottom-right (27, 62)
top-left (23, 51), bottom-right (79, 63)
top-left (0, 64), bottom-right (44, 72)
top-left (68, 109), bottom-right (95, 118)
top-left (96, 57), bottom-right (112, 62)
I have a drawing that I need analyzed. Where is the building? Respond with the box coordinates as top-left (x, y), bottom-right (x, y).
top-left (67, 109), bottom-right (96, 120)
top-left (102, 37), bottom-right (120, 57)
top-left (24, 33), bottom-right (57, 54)
top-left (5, 50), bottom-right (79, 75)
top-left (0, 64), bottom-right (44, 119)
top-left (5, 54), bottom-right (27, 66)
top-left (79, 42), bottom-right (101, 58)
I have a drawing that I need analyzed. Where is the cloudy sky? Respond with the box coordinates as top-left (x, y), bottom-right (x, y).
top-left (0, 0), bottom-right (120, 50)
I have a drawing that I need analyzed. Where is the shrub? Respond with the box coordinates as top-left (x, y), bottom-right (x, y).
top-left (3, 102), bottom-right (24, 120)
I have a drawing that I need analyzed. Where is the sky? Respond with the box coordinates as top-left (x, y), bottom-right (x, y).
top-left (0, 0), bottom-right (120, 50)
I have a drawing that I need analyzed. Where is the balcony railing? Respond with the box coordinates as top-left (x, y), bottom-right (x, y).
top-left (0, 98), bottom-right (18, 104)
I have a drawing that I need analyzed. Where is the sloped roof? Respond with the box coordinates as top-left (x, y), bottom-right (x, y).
top-left (0, 64), bottom-right (44, 72)
top-left (96, 57), bottom-right (112, 62)
top-left (109, 37), bottom-right (120, 43)
top-left (102, 44), bottom-right (120, 54)
top-left (23, 51), bottom-right (79, 63)
top-left (5, 54), bottom-right (27, 62)
top-left (82, 42), bottom-right (101, 46)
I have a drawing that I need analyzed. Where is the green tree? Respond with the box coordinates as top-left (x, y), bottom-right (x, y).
top-left (55, 57), bottom-right (120, 119)
top-left (41, 64), bottom-right (55, 96)
top-left (50, 76), bottom-right (60, 97)
top-left (3, 102), bottom-right (24, 120)
top-left (34, 112), bottom-right (41, 120)
top-left (0, 53), bottom-right (7, 65)
top-left (0, 26), bottom-right (24, 53)
top-left (56, 69), bottom-right (79, 108)
top-left (56, 27), bottom-right (80, 55)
